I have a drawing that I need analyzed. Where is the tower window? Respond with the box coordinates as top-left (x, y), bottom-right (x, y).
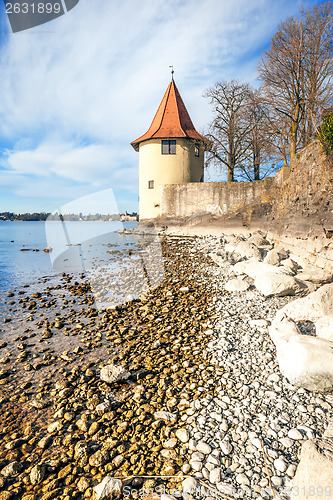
top-left (148, 180), bottom-right (154, 189)
top-left (195, 143), bottom-right (200, 157)
top-left (162, 140), bottom-right (176, 154)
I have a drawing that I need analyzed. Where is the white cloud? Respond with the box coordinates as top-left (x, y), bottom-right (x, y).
top-left (0, 0), bottom-right (316, 209)
top-left (3, 141), bottom-right (138, 188)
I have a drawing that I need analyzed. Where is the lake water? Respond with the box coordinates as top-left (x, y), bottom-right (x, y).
top-left (0, 220), bottom-right (138, 294)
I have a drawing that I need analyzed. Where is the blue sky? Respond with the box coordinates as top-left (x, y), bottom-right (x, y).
top-left (0, 0), bottom-right (327, 214)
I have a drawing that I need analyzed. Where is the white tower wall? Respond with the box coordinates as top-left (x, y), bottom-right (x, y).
top-left (139, 138), bottom-right (204, 219)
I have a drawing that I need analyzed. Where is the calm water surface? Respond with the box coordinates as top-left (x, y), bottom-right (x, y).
top-left (0, 221), bottom-right (138, 294)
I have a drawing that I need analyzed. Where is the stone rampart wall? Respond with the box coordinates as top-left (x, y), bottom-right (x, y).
top-left (160, 178), bottom-right (275, 218)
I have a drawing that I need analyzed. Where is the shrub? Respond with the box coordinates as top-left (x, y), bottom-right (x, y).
top-left (317, 113), bottom-right (333, 154)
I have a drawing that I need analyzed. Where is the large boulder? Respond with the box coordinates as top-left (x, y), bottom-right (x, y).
top-left (225, 278), bottom-right (250, 292)
top-left (232, 260), bottom-right (307, 296)
top-left (233, 261), bottom-right (291, 279)
top-left (264, 247), bottom-right (288, 266)
top-left (247, 232), bottom-right (271, 247)
top-left (226, 240), bottom-right (262, 262)
top-left (296, 266), bottom-right (333, 285)
top-left (254, 272), bottom-right (307, 297)
top-left (210, 253), bottom-right (228, 267)
top-left (291, 427), bottom-right (333, 499)
top-left (277, 283), bottom-right (333, 322)
top-left (315, 316), bottom-right (333, 342)
top-left (281, 258), bottom-right (299, 274)
top-left (269, 315), bottom-right (333, 392)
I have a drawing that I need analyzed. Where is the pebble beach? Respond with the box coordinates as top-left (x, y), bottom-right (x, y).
top-left (0, 234), bottom-right (332, 500)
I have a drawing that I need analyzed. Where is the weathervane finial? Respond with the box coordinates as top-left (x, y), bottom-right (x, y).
top-left (169, 65), bottom-right (174, 81)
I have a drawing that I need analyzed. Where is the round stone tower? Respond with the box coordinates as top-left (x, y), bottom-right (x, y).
top-left (131, 78), bottom-right (211, 220)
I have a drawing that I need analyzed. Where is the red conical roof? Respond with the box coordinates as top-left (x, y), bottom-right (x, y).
top-left (131, 80), bottom-right (211, 151)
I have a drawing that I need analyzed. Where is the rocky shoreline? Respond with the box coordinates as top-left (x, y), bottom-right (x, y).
top-left (0, 234), bottom-right (332, 500)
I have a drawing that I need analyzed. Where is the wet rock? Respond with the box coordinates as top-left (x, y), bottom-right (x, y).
top-left (38, 436), bottom-right (52, 449)
top-left (74, 441), bottom-right (89, 460)
top-left (77, 476), bottom-right (90, 492)
top-left (154, 410), bottom-right (177, 424)
top-left (47, 421), bottom-right (62, 433)
top-left (30, 464), bottom-right (46, 485)
top-left (89, 450), bottom-right (109, 467)
top-left (1, 461), bottom-right (20, 477)
top-left (100, 364), bottom-right (130, 384)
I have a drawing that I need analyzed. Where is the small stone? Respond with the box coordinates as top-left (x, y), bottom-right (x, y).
top-left (288, 428), bottom-right (303, 440)
top-left (113, 455), bottom-right (124, 468)
top-left (89, 450), bottom-right (109, 467)
top-left (37, 436), bottom-right (52, 449)
top-left (235, 473), bottom-right (250, 486)
top-left (271, 475), bottom-right (283, 487)
top-left (74, 441), bottom-right (88, 460)
top-left (220, 441), bottom-right (233, 455)
top-left (47, 421), bottom-right (62, 433)
top-left (175, 428), bottom-right (189, 443)
top-left (77, 477), bottom-right (90, 492)
top-left (191, 451), bottom-right (204, 461)
top-left (58, 464), bottom-right (72, 479)
top-left (274, 458), bottom-right (287, 473)
top-left (286, 464), bottom-right (297, 478)
top-left (95, 402), bottom-right (110, 415)
top-left (164, 438), bottom-right (177, 449)
top-left (190, 461), bottom-right (203, 472)
top-left (182, 477), bottom-right (198, 495)
top-left (88, 422), bottom-right (100, 436)
top-left (154, 411), bottom-right (177, 424)
top-left (0, 492), bottom-right (12, 500)
top-left (280, 437), bottom-right (294, 448)
top-left (209, 468), bottom-right (221, 485)
top-left (182, 464), bottom-right (191, 474)
top-left (196, 440), bottom-right (212, 454)
top-left (250, 437), bottom-right (263, 449)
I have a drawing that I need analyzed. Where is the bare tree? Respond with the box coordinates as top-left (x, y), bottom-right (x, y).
top-left (258, 2), bottom-right (333, 164)
top-left (303, 3), bottom-right (333, 142)
top-left (239, 89), bottom-right (278, 181)
top-left (204, 80), bottom-right (252, 181)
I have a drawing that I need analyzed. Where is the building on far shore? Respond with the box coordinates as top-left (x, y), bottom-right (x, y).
top-left (131, 76), bottom-right (212, 220)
